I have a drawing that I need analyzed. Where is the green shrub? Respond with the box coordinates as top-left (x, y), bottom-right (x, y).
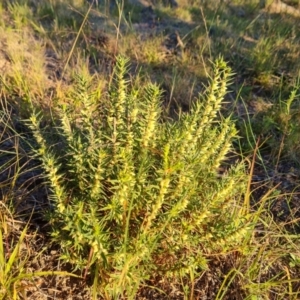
top-left (28, 56), bottom-right (250, 298)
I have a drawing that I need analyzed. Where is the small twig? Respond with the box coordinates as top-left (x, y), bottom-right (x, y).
top-left (84, 247), bottom-right (94, 280)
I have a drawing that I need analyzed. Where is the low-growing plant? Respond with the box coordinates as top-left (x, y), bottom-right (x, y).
top-left (28, 55), bottom-right (252, 298)
top-left (0, 101), bottom-right (80, 300)
top-left (238, 78), bottom-right (300, 164)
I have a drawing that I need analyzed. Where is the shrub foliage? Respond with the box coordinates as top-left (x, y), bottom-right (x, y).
top-left (28, 56), bottom-right (250, 298)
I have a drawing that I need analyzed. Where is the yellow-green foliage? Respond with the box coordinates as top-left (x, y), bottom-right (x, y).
top-left (28, 56), bottom-right (250, 298)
